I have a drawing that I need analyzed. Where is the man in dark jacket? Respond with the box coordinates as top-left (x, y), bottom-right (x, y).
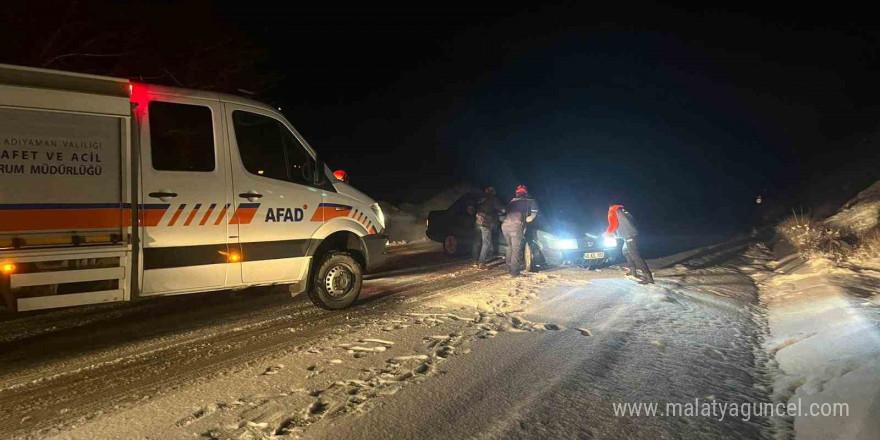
top-left (474, 187), bottom-right (503, 269)
top-left (605, 204), bottom-right (654, 284)
top-left (502, 185), bottom-right (538, 276)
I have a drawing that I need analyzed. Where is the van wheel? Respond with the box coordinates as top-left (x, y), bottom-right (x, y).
top-left (308, 251), bottom-right (363, 310)
top-left (443, 235), bottom-right (458, 256)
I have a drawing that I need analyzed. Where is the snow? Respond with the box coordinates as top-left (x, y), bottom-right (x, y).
top-left (745, 244), bottom-right (880, 440)
top-left (825, 181), bottom-right (880, 234)
top-left (4, 236), bottom-right (874, 439)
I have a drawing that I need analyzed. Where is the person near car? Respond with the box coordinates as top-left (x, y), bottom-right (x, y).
top-left (502, 185), bottom-right (538, 276)
top-left (605, 204), bottom-right (654, 284)
top-left (473, 186), bottom-right (504, 269)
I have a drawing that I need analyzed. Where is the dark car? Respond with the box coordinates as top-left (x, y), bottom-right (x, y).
top-left (426, 194), bottom-right (624, 271)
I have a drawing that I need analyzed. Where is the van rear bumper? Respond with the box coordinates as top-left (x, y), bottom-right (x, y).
top-left (363, 234), bottom-right (388, 271)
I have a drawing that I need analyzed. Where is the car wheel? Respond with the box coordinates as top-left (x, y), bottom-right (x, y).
top-left (308, 251), bottom-right (363, 310)
top-left (443, 235), bottom-right (458, 256)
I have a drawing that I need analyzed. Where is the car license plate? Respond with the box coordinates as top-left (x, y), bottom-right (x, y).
top-left (584, 252), bottom-right (605, 259)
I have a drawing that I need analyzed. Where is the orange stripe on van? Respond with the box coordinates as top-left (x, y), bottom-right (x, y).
top-left (138, 206), bottom-right (168, 227)
top-left (183, 204), bottom-right (201, 226)
top-left (199, 204), bottom-right (217, 226)
top-left (167, 204), bottom-right (186, 226)
top-left (0, 208), bottom-right (125, 232)
top-left (214, 204), bottom-right (230, 225)
top-left (229, 203), bottom-right (259, 225)
top-left (308, 204), bottom-right (353, 222)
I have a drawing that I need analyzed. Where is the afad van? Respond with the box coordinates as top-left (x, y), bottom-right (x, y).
top-left (0, 64), bottom-right (387, 312)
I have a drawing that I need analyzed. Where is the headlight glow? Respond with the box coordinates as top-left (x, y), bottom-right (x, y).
top-left (552, 238), bottom-right (579, 250)
top-left (603, 236), bottom-right (618, 248)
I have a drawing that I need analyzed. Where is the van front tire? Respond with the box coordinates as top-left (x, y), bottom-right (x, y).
top-left (308, 251), bottom-right (363, 310)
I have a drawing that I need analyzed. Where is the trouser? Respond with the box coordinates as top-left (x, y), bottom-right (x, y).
top-left (475, 226), bottom-right (494, 264)
top-left (624, 236), bottom-right (653, 282)
top-left (503, 227), bottom-right (524, 274)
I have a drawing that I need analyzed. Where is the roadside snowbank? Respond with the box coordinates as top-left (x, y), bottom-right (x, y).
top-left (825, 181), bottom-right (880, 235)
top-left (745, 245), bottom-right (880, 440)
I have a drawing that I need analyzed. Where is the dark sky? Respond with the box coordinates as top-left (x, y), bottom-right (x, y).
top-left (216, 1), bottom-right (880, 234)
top-left (5, 1), bottom-right (880, 239)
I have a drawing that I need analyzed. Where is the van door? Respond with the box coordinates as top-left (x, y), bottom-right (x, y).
top-left (224, 105), bottom-right (324, 284)
top-left (139, 98), bottom-right (231, 294)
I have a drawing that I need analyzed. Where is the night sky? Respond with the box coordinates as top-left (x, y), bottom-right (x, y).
top-left (4, 1), bottom-right (880, 243)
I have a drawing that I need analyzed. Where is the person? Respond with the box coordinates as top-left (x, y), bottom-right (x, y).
top-left (473, 187), bottom-right (504, 269)
top-left (605, 204), bottom-right (654, 284)
top-left (502, 185), bottom-right (538, 276)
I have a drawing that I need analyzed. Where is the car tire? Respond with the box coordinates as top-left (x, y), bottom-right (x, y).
top-left (308, 251), bottom-right (363, 310)
top-left (443, 235), bottom-right (458, 256)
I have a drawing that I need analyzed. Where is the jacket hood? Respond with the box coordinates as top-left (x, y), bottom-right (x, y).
top-left (606, 205), bottom-right (624, 235)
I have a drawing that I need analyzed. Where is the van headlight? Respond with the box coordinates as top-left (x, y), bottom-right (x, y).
top-left (370, 203), bottom-right (385, 228)
top-left (552, 238), bottom-right (579, 250)
top-left (603, 236), bottom-right (618, 248)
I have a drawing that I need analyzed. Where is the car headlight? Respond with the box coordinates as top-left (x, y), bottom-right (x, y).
top-left (552, 238), bottom-right (579, 250)
top-left (603, 236), bottom-right (618, 248)
top-left (370, 203), bottom-right (385, 229)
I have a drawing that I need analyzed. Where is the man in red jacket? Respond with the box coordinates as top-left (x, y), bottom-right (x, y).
top-left (605, 204), bottom-right (654, 284)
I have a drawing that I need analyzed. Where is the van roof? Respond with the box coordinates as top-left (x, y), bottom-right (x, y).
top-left (132, 82), bottom-right (276, 113)
top-left (0, 63), bottom-right (276, 113)
top-left (0, 63), bottom-right (129, 97)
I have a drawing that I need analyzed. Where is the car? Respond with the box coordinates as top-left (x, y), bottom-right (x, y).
top-left (426, 194), bottom-right (624, 271)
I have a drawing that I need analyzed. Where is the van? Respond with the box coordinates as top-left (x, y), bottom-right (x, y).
top-left (0, 64), bottom-right (387, 312)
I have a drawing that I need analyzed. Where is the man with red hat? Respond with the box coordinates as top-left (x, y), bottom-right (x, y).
top-left (501, 184), bottom-right (538, 276)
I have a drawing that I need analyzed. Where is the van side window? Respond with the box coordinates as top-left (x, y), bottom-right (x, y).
top-left (280, 124), bottom-right (316, 186)
top-left (232, 111), bottom-right (316, 186)
top-left (149, 101), bottom-right (215, 172)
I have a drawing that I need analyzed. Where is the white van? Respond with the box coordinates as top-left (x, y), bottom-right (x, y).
top-left (0, 64), bottom-right (387, 312)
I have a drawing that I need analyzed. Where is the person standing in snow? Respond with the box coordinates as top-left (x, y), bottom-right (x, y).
top-left (473, 186), bottom-right (504, 269)
top-left (502, 185), bottom-right (538, 276)
top-left (605, 204), bottom-right (654, 284)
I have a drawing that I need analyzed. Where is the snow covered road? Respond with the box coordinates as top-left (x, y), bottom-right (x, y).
top-left (304, 278), bottom-right (774, 439)
top-left (0, 241), bottom-right (786, 439)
